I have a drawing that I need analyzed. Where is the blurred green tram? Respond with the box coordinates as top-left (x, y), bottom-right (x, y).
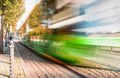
top-left (21, 0), bottom-right (120, 71)
top-left (22, 27), bottom-right (120, 71)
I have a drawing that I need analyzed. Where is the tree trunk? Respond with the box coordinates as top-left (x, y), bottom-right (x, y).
top-left (0, 14), bottom-right (4, 54)
top-left (5, 30), bottom-right (9, 47)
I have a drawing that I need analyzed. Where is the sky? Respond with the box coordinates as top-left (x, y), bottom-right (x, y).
top-left (16, 0), bottom-right (40, 30)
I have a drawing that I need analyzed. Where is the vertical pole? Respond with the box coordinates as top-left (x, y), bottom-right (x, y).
top-left (0, 14), bottom-right (4, 53)
top-left (9, 40), bottom-right (14, 78)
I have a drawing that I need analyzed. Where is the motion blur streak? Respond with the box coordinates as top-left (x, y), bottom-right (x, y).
top-left (21, 0), bottom-right (120, 71)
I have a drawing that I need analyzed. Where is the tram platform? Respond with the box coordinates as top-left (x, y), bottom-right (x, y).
top-left (0, 42), bottom-right (120, 78)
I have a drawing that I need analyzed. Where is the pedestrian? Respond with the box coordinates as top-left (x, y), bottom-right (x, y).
top-left (9, 33), bottom-right (13, 45)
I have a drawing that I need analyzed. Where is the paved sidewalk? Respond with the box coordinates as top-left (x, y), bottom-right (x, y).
top-left (0, 44), bottom-right (10, 77)
top-left (0, 43), bottom-right (26, 78)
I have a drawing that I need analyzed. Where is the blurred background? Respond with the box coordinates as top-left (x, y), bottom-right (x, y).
top-left (14, 0), bottom-right (120, 71)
